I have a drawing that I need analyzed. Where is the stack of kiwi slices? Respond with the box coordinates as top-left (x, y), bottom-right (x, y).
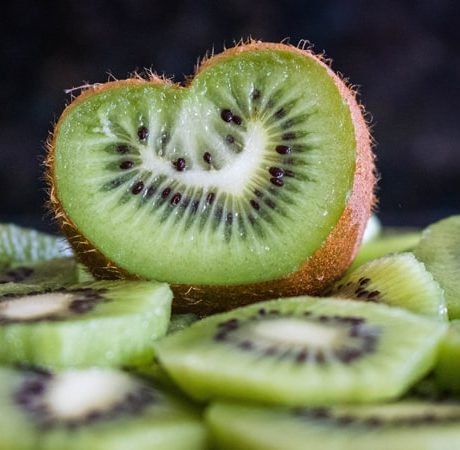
top-left (1, 41), bottom-right (459, 449)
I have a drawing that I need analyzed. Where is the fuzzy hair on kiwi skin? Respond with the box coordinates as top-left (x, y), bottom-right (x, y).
top-left (44, 40), bottom-right (376, 314)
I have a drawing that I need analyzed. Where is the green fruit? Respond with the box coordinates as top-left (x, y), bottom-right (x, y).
top-left (435, 320), bottom-right (460, 395)
top-left (206, 400), bottom-right (460, 450)
top-left (350, 229), bottom-right (421, 271)
top-left (0, 257), bottom-right (78, 293)
top-left (0, 223), bottom-right (70, 270)
top-left (46, 41), bottom-right (375, 311)
top-left (328, 253), bottom-right (447, 319)
top-left (0, 280), bottom-right (172, 368)
top-left (0, 367), bottom-right (208, 450)
top-left (155, 296), bottom-right (447, 406)
top-left (413, 215), bottom-right (460, 319)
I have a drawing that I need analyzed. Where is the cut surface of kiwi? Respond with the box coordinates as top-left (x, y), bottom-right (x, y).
top-left (47, 41), bottom-right (374, 309)
top-left (328, 253), bottom-right (447, 319)
top-left (155, 296), bottom-right (446, 406)
top-left (206, 400), bottom-right (460, 450)
top-left (413, 215), bottom-right (460, 319)
top-left (0, 280), bottom-right (172, 368)
top-left (0, 366), bottom-right (208, 450)
top-left (0, 223), bottom-right (71, 270)
top-left (435, 320), bottom-right (460, 395)
top-left (350, 228), bottom-right (421, 271)
top-left (0, 257), bottom-right (78, 294)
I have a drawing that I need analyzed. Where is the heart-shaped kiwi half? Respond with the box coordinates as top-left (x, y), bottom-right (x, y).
top-left (46, 41), bottom-right (375, 313)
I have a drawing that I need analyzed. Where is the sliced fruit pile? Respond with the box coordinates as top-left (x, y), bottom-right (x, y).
top-left (3, 42), bottom-right (459, 449)
top-left (0, 215), bottom-right (459, 449)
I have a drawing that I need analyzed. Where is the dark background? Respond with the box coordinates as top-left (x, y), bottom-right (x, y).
top-left (1, 0), bottom-right (459, 233)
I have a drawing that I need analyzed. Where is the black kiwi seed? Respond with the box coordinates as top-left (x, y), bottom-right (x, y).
top-left (144, 185), bottom-right (156, 198)
top-left (119, 160), bottom-right (134, 170)
top-left (221, 109), bottom-right (233, 122)
top-left (270, 178), bottom-right (284, 187)
top-left (206, 192), bottom-right (216, 205)
top-left (170, 193), bottom-right (182, 206)
top-left (131, 182), bottom-right (144, 195)
top-left (137, 126), bottom-right (149, 141)
top-left (275, 145), bottom-right (291, 155)
top-left (116, 144), bottom-right (129, 154)
top-left (232, 115), bottom-right (243, 126)
top-left (173, 158), bottom-right (186, 171)
top-left (203, 152), bottom-right (212, 164)
top-left (250, 200), bottom-right (260, 210)
top-left (254, 189), bottom-right (263, 198)
top-left (0, 267), bottom-right (34, 283)
top-left (269, 167), bottom-right (284, 178)
top-left (275, 108), bottom-right (287, 119)
top-left (226, 135), bottom-right (235, 144)
top-left (161, 187), bottom-right (171, 199)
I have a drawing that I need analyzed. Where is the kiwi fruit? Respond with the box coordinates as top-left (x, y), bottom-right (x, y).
top-left (327, 253), bottom-right (447, 319)
top-left (0, 223), bottom-right (71, 270)
top-left (0, 366), bottom-right (208, 450)
top-left (0, 257), bottom-right (78, 293)
top-left (350, 228), bottom-right (421, 271)
top-left (155, 296), bottom-right (446, 406)
top-left (0, 280), bottom-right (172, 368)
top-left (413, 215), bottom-right (460, 319)
top-left (206, 400), bottom-right (460, 450)
top-left (46, 41), bottom-right (375, 312)
top-left (167, 313), bottom-right (199, 334)
top-left (435, 320), bottom-right (460, 395)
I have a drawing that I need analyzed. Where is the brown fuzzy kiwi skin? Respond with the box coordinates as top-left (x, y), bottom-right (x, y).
top-left (45, 40), bottom-right (376, 314)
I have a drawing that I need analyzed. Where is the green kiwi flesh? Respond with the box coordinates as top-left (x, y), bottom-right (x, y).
top-left (0, 223), bottom-right (71, 270)
top-left (51, 46), bottom-right (361, 286)
top-left (206, 400), bottom-right (460, 450)
top-left (435, 320), bottom-right (460, 395)
top-left (350, 229), bottom-right (421, 271)
top-left (1, 367), bottom-right (208, 450)
top-left (155, 296), bottom-right (447, 406)
top-left (328, 253), bottom-right (447, 319)
top-left (0, 257), bottom-right (78, 293)
top-left (0, 280), bottom-right (172, 368)
top-left (413, 215), bottom-right (460, 319)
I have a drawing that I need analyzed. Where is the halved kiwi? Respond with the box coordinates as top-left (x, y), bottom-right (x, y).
top-left (206, 400), bottom-right (460, 450)
top-left (0, 366), bottom-right (208, 450)
top-left (155, 296), bottom-right (447, 406)
top-left (46, 41), bottom-right (375, 312)
top-left (0, 280), bottom-right (172, 368)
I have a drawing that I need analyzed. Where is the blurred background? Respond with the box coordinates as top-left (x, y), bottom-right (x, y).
top-left (1, 0), bottom-right (459, 233)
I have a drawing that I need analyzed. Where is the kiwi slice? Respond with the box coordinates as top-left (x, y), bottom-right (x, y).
top-left (350, 228), bottom-right (421, 271)
top-left (46, 42), bottom-right (375, 311)
top-left (155, 296), bottom-right (447, 406)
top-left (413, 215), bottom-right (460, 319)
top-left (206, 400), bottom-right (460, 450)
top-left (0, 280), bottom-right (172, 368)
top-left (0, 366), bottom-right (207, 450)
top-left (327, 253), bottom-right (447, 319)
top-left (0, 223), bottom-right (71, 270)
top-left (0, 257), bottom-right (78, 294)
top-left (435, 320), bottom-right (460, 395)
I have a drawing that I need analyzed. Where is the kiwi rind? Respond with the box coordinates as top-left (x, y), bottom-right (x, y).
top-left (46, 41), bottom-right (375, 313)
top-left (0, 280), bottom-right (172, 368)
top-left (206, 400), bottom-right (460, 450)
top-left (328, 252), bottom-right (447, 320)
top-left (155, 296), bottom-right (447, 406)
